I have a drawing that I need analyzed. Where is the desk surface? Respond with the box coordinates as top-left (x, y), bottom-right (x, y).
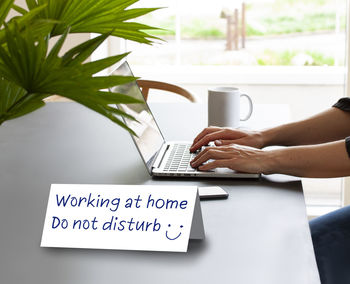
top-left (0, 102), bottom-right (320, 284)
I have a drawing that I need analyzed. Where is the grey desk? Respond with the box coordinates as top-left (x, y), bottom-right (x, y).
top-left (0, 102), bottom-right (320, 284)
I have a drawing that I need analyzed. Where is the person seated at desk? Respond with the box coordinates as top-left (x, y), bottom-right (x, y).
top-left (190, 97), bottom-right (350, 284)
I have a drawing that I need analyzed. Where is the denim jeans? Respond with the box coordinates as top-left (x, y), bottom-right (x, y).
top-left (309, 205), bottom-right (350, 284)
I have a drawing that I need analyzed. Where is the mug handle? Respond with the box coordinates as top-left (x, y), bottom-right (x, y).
top-left (240, 94), bottom-right (253, 121)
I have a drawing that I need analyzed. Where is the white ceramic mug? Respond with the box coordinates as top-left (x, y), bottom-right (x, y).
top-left (208, 87), bottom-right (253, 127)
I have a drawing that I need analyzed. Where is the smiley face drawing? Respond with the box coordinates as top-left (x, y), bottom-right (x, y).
top-left (165, 224), bottom-right (183, 240)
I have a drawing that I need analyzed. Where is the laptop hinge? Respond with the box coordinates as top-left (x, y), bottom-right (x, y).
top-left (152, 143), bottom-right (169, 169)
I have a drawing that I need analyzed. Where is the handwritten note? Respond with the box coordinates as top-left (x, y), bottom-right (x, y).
top-left (41, 184), bottom-right (204, 252)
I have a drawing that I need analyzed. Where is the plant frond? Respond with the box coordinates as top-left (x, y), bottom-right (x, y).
top-left (0, 25), bottom-right (143, 132)
top-left (11, 4), bottom-right (27, 15)
top-left (79, 52), bottom-right (130, 75)
top-left (24, 0), bottom-right (161, 44)
top-left (0, 0), bottom-right (14, 28)
top-left (0, 4), bottom-right (52, 44)
top-left (0, 0), bottom-right (161, 134)
top-left (62, 33), bottom-right (110, 66)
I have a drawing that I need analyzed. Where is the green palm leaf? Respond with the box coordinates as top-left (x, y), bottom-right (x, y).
top-left (0, 5), bottom-right (58, 44)
top-left (0, 0), bottom-right (14, 27)
top-left (0, 25), bottom-right (142, 134)
top-left (15, 0), bottom-right (162, 44)
top-left (0, 0), bottom-right (161, 134)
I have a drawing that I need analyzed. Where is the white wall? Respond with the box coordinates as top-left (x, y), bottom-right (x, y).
top-left (134, 65), bottom-right (345, 121)
top-left (182, 84), bottom-right (343, 121)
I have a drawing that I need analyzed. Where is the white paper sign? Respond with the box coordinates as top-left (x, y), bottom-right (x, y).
top-left (41, 184), bottom-right (205, 252)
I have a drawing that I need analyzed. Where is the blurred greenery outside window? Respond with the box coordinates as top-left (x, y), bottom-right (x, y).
top-left (126, 0), bottom-right (347, 67)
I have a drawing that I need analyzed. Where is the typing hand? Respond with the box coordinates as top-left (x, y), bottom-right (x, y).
top-left (190, 144), bottom-right (268, 173)
top-left (190, 126), bottom-right (264, 153)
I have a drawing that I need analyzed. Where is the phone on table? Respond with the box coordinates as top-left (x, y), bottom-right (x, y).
top-left (198, 186), bottom-right (229, 200)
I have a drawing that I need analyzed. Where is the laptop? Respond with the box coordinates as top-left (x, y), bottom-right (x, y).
top-left (112, 62), bottom-right (259, 179)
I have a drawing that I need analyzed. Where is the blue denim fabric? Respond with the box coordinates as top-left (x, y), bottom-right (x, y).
top-left (309, 205), bottom-right (350, 284)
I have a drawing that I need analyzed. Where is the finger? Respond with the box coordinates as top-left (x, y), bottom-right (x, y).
top-left (199, 159), bottom-right (232, 171)
top-left (192, 126), bottom-right (222, 145)
top-left (215, 139), bottom-right (235, 146)
top-left (191, 146), bottom-right (214, 164)
top-left (191, 128), bottom-right (248, 152)
top-left (216, 146), bottom-right (240, 152)
top-left (191, 149), bottom-right (231, 168)
top-left (191, 145), bottom-right (236, 166)
top-left (190, 129), bottom-right (229, 152)
top-left (216, 138), bottom-right (253, 147)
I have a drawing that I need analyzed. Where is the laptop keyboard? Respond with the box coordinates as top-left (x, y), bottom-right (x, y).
top-left (163, 144), bottom-right (197, 172)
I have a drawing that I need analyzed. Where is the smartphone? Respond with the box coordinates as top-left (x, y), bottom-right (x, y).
top-left (198, 186), bottom-right (229, 200)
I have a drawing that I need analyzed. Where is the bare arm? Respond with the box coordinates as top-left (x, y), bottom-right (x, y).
top-left (190, 107), bottom-right (350, 152)
top-left (190, 140), bottom-right (350, 178)
top-left (262, 107), bottom-right (350, 147)
top-left (190, 105), bottom-right (350, 177)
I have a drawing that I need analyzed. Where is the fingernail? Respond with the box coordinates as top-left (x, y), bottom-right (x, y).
top-left (215, 140), bottom-right (222, 145)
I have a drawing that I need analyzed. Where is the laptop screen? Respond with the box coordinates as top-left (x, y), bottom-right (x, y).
top-left (111, 62), bottom-right (165, 173)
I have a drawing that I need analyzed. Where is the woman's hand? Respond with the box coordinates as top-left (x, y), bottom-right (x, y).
top-left (190, 140), bottom-right (350, 178)
top-left (190, 126), bottom-right (265, 153)
top-left (190, 144), bottom-right (272, 174)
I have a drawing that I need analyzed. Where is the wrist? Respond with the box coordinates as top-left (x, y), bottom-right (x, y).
top-left (261, 149), bottom-right (283, 175)
top-left (260, 127), bottom-right (278, 148)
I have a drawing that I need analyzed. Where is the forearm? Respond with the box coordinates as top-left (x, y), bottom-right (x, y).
top-left (264, 140), bottom-right (350, 178)
top-left (260, 108), bottom-right (350, 147)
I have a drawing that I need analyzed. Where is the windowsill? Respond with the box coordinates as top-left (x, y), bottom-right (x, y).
top-left (132, 65), bottom-right (346, 86)
top-left (306, 205), bottom-right (341, 220)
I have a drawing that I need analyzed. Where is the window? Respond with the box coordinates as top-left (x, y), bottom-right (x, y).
top-left (128, 0), bottom-right (346, 67)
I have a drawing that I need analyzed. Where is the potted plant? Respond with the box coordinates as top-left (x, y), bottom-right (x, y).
top-left (0, 0), bottom-right (160, 134)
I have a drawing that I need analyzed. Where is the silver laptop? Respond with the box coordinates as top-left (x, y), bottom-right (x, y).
top-left (112, 62), bottom-right (259, 179)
